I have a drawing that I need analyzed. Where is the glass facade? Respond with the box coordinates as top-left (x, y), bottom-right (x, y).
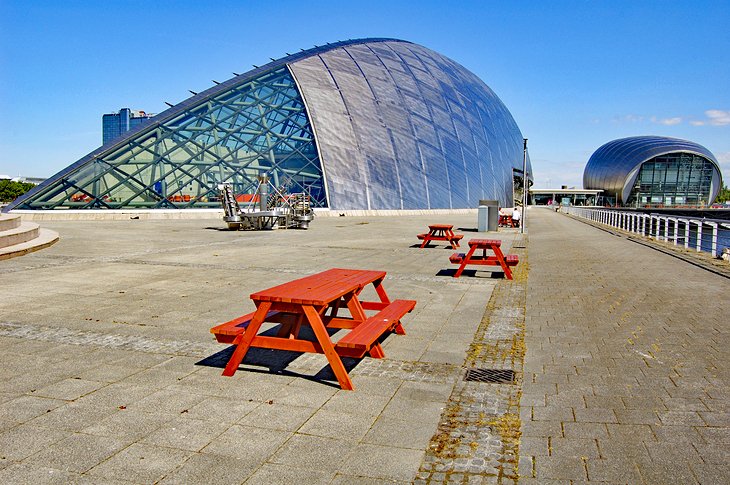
top-left (13, 67), bottom-right (325, 209)
top-left (7, 38), bottom-right (529, 212)
top-left (628, 154), bottom-right (716, 207)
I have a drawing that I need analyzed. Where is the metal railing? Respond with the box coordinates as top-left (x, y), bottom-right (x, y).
top-left (562, 207), bottom-right (730, 258)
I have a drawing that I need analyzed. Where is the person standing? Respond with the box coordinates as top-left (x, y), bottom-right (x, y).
top-left (511, 207), bottom-right (521, 227)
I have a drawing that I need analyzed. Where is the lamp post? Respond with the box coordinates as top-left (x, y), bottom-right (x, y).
top-left (521, 138), bottom-right (528, 234)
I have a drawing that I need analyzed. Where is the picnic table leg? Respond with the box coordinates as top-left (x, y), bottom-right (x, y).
top-left (492, 246), bottom-right (514, 280)
top-left (276, 313), bottom-right (304, 339)
top-left (373, 279), bottom-right (392, 305)
top-left (222, 301), bottom-right (272, 376)
top-left (345, 292), bottom-right (367, 322)
top-left (444, 229), bottom-right (457, 248)
top-left (368, 342), bottom-right (385, 358)
top-left (420, 230), bottom-right (434, 248)
top-left (454, 245), bottom-right (478, 278)
top-left (329, 298), bottom-right (342, 318)
top-left (303, 305), bottom-right (354, 390)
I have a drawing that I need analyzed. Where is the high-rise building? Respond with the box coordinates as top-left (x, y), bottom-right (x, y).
top-left (102, 108), bottom-right (155, 144)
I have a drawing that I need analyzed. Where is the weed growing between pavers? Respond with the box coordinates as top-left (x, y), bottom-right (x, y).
top-left (415, 236), bottom-right (528, 484)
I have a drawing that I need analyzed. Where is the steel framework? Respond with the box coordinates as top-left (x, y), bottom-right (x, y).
top-left (13, 67), bottom-right (326, 209)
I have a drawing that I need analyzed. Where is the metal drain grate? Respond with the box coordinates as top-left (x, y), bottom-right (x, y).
top-left (464, 368), bottom-right (516, 384)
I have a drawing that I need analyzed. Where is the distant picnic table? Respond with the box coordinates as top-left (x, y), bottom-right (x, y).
top-left (449, 238), bottom-right (519, 279)
top-left (417, 224), bottom-right (464, 249)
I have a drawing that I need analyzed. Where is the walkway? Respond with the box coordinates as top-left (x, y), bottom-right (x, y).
top-left (520, 208), bottom-right (729, 483)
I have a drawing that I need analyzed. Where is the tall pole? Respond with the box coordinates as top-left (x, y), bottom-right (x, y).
top-left (521, 138), bottom-right (528, 234)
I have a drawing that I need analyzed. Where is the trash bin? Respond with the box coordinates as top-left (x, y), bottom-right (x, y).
top-left (477, 205), bottom-right (488, 232)
top-left (479, 199), bottom-right (499, 232)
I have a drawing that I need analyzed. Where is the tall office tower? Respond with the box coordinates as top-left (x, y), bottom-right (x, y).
top-left (102, 108), bottom-right (155, 144)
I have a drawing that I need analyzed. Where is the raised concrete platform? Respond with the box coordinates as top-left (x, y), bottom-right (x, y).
top-left (0, 214), bottom-right (59, 261)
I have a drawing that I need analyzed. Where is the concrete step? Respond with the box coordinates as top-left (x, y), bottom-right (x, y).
top-left (0, 221), bottom-right (41, 249)
top-left (0, 213), bottom-right (21, 231)
top-left (0, 227), bottom-right (59, 261)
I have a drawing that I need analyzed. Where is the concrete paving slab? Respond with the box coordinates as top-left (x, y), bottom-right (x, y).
top-left (139, 416), bottom-right (230, 451)
top-left (0, 424), bottom-right (72, 461)
top-left (0, 463), bottom-right (80, 484)
top-left (24, 433), bottom-right (132, 473)
top-left (82, 409), bottom-right (174, 441)
top-left (0, 395), bottom-right (67, 423)
top-left (158, 453), bottom-right (255, 484)
top-left (244, 463), bottom-right (333, 485)
top-left (267, 434), bottom-right (351, 473)
top-left (298, 408), bottom-right (376, 441)
top-left (201, 424), bottom-right (291, 462)
top-left (338, 442), bottom-right (424, 481)
top-left (86, 442), bottom-right (191, 483)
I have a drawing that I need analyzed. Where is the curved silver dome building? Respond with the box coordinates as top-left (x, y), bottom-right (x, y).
top-left (6, 38), bottom-right (529, 212)
top-left (584, 136), bottom-right (722, 207)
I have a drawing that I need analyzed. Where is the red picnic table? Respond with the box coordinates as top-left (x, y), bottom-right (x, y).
top-left (449, 238), bottom-right (519, 279)
top-left (417, 224), bottom-right (464, 249)
top-left (210, 268), bottom-right (416, 390)
top-left (499, 214), bottom-right (516, 227)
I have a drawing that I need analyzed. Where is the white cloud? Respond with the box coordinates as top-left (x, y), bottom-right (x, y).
top-left (661, 117), bottom-right (682, 125)
top-left (613, 114), bottom-right (683, 125)
top-left (690, 109), bottom-right (730, 126)
top-left (706, 110), bottom-right (730, 126)
top-left (612, 114), bottom-right (644, 124)
top-left (651, 116), bottom-right (682, 125)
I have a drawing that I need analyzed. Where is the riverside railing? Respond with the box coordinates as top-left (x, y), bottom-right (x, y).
top-left (562, 207), bottom-right (730, 259)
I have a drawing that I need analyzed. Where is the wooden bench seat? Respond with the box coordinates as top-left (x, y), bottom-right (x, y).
top-left (211, 310), bottom-right (284, 344)
top-left (418, 233), bottom-right (463, 241)
top-left (449, 253), bottom-right (519, 265)
top-left (335, 299), bottom-right (416, 358)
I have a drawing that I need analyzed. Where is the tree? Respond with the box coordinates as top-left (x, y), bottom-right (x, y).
top-left (716, 184), bottom-right (730, 204)
top-left (0, 180), bottom-right (36, 203)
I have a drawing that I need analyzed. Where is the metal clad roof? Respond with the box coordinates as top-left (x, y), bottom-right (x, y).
top-left (583, 136), bottom-right (720, 204)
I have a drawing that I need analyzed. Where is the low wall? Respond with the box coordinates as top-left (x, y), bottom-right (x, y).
top-left (10, 208), bottom-right (478, 221)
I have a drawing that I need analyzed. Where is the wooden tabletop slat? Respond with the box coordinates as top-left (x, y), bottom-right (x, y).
top-left (468, 238), bottom-right (502, 247)
top-left (250, 268), bottom-right (386, 305)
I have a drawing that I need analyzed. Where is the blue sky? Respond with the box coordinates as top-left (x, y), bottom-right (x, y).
top-left (1, 0), bottom-right (728, 188)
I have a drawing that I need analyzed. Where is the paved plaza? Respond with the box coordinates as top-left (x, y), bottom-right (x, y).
top-left (0, 212), bottom-right (517, 484)
top-left (0, 208), bottom-right (727, 484)
top-left (521, 209), bottom-right (729, 484)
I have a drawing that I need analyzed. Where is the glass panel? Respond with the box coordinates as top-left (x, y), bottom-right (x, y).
top-left (17, 67), bottom-right (326, 209)
top-left (628, 154), bottom-right (716, 207)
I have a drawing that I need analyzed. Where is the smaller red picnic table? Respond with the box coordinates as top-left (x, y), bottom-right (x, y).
top-left (417, 224), bottom-right (464, 249)
top-left (499, 214), bottom-right (514, 227)
top-left (210, 268), bottom-right (416, 390)
top-left (449, 238), bottom-right (519, 279)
